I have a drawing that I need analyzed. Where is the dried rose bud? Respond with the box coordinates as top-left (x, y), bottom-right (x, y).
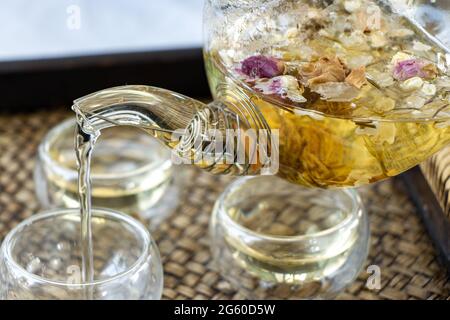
top-left (393, 59), bottom-right (438, 81)
top-left (240, 55), bottom-right (285, 79)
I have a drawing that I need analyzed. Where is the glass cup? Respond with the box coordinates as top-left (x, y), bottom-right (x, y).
top-left (35, 118), bottom-right (178, 229)
top-left (0, 208), bottom-right (163, 300)
top-left (210, 176), bottom-right (370, 299)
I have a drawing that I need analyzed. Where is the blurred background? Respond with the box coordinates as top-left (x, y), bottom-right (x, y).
top-left (0, 0), bottom-right (208, 110)
top-left (0, 0), bottom-right (203, 60)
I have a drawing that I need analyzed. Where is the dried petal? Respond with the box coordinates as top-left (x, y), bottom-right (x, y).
top-left (254, 75), bottom-right (306, 103)
top-left (367, 70), bottom-right (394, 87)
top-left (338, 31), bottom-right (370, 50)
top-left (345, 66), bottom-right (367, 89)
top-left (399, 77), bottom-right (424, 92)
top-left (356, 122), bottom-right (397, 144)
top-left (391, 52), bottom-right (413, 65)
top-left (354, 6), bottom-right (381, 32)
top-left (420, 63), bottom-right (439, 79)
top-left (347, 54), bottom-right (374, 69)
top-left (294, 109), bottom-right (324, 120)
top-left (404, 95), bottom-right (428, 109)
top-left (373, 97), bottom-right (396, 113)
top-left (346, 169), bottom-right (376, 187)
top-left (370, 31), bottom-right (388, 48)
top-left (344, 0), bottom-right (361, 13)
top-left (436, 76), bottom-right (450, 89)
top-left (412, 41), bottom-right (432, 52)
top-left (421, 83), bottom-right (437, 96)
top-left (393, 59), bottom-right (438, 81)
top-left (311, 82), bottom-right (360, 102)
top-left (300, 56), bottom-right (347, 86)
top-left (240, 55), bottom-right (285, 79)
top-left (390, 28), bottom-right (414, 38)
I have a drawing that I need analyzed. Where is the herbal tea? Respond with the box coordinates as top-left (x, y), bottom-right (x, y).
top-left (225, 193), bottom-right (359, 282)
top-left (210, 176), bottom-right (369, 299)
top-left (39, 121), bottom-right (173, 214)
top-left (204, 0), bottom-right (450, 187)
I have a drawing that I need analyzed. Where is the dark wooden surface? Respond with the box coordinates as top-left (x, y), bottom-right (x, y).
top-left (401, 167), bottom-right (450, 273)
top-left (0, 48), bottom-right (210, 111)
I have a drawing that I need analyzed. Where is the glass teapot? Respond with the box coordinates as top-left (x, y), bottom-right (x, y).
top-left (73, 0), bottom-right (450, 188)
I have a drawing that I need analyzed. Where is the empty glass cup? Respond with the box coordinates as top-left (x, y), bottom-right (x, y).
top-left (0, 208), bottom-right (163, 300)
top-left (210, 176), bottom-right (370, 299)
top-left (35, 118), bottom-right (178, 228)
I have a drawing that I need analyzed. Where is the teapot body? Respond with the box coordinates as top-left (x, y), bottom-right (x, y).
top-left (73, 0), bottom-right (450, 189)
top-left (202, 0), bottom-right (450, 187)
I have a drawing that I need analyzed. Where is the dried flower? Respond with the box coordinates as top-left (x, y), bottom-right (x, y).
top-left (344, 0), bottom-right (361, 13)
top-left (393, 59), bottom-right (438, 81)
top-left (404, 95), bottom-right (427, 109)
top-left (436, 76), bottom-right (450, 89)
top-left (300, 56), bottom-right (347, 86)
top-left (347, 54), bottom-right (374, 69)
top-left (253, 75), bottom-right (306, 103)
top-left (311, 82), bottom-right (360, 102)
top-left (420, 63), bottom-right (439, 79)
top-left (294, 109), bottom-right (324, 120)
top-left (366, 70), bottom-right (394, 88)
top-left (345, 66), bottom-right (367, 89)
top-left (339, 31), bottom-right (370, 50)
top-left (399, 76), bottom-right (424, 92)
top-left (391, 52), bottom-right (412, 65)
top-left (354, 6), bottom-right (382, 32)
top-left (390, 28), bottom-right (414, 38)
top-left (412, 41), bottom-right (432, 52)
top-left (345, 169), bottom-right (376, 187)
top-left (240, 55), bottom-right (285, 79)
top-left (355, 122), bottom-right (397, 144)
top-left (373, 96), bottom-right (396, 113)
top-left (370, 31), bottom-right (388, 48)
top-left (421, 83), bottom-right (437, 96)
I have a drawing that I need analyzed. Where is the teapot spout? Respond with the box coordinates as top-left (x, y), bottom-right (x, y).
top-left (72, 85), bottom-right (277, 176)
top-left (73, 85), bottom-right (204, 136)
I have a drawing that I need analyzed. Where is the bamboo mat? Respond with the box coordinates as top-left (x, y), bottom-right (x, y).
top-left (0, 109), bottom-right (449, 300)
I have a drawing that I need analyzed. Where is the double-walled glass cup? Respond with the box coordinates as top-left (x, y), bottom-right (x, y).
top-left (210, 176), bottom-right (370, 299)
top-left (0, 209), bottom-right (163, 300)
top-left (35, 118), bottom-right (178, 228)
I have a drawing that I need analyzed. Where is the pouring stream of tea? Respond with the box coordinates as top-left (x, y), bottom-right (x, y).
top-left (75, 126), bottom-right (98, 299)
top-left (74, 110), bottom-right (179, 299)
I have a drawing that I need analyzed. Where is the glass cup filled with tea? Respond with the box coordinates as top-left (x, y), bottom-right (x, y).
top-left (210, 176), bottom-right (369, 299)
top-left (35, 118), bottom-right (180, 229)
top-left (0, 208), bottom-right (163, 300)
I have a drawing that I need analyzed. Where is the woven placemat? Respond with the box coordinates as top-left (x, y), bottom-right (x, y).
top-left (0, 109), bottom-right (449, 300)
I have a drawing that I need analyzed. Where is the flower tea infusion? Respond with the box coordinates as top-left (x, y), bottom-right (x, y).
top-left (204, 0), bottom-right (450, 187)
top-left (73, 0), bottom-right (450, 190)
